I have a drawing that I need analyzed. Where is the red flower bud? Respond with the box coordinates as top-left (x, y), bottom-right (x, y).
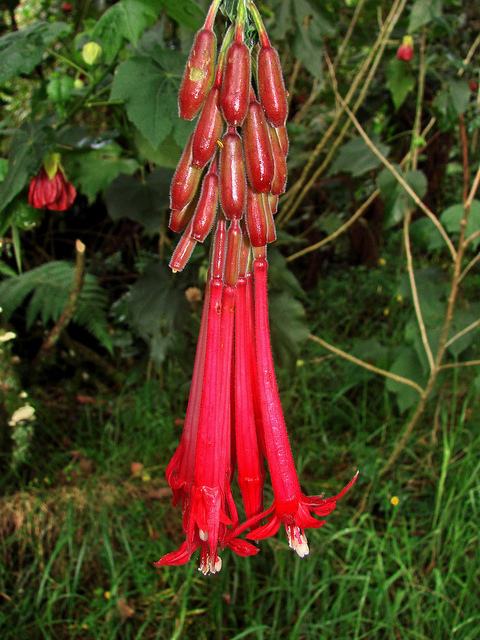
top-left (269, 126), bottom-right (287, 196)
top-left (169, 198), bottom-right (197, 234)
top-left (263, 194), bottom-right (276, 245)
top-left (169, 221), bottom-right (197, 273)
top-left (191, 164), bottom-right (219, 242)
top-left (245, 188), bottom-right (268, 247)
top-left (243, 94), bottom-right (274, 193)
top-left (269, 194), bottom-right (279, 215)
top-left (192, 87), bottom-right (224, 168)
top-left (219, 128), bottom-right (246, 220)
top-left (170, 135), bottom-right (202, 212)
top-left (257, 45), bottom-right (288, 127)
top-left (179, 28), bottom-right (217, 120)
top-left (276, 125), bottom-right (289, 157)
top-left (220, 42), bottom-right (251, 126)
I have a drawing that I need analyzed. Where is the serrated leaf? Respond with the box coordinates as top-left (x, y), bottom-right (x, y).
top-left (331, 136), bottom-right (390, 177)
top-left (124, 262), bottom-right (190, 365)
top-left (63, 145), bottom-right (139, 203)
top-left (0, 21), bottom-right (71, 84)
top-left (386, 58), bottom-right (415, 110)
top-left (111, 48), bottom-right (185, 147)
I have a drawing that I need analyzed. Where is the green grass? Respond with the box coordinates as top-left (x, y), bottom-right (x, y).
top-left (1, 354), bottom-right (479, 639)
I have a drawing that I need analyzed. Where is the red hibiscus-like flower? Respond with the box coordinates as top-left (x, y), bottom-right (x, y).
top-left (396, 35), bottom-right (414, 62)
top-left (28, 156), bottom-right (76, 211)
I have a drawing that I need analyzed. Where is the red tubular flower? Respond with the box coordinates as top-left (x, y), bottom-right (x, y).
top-left (28, 166), bottom-right (76, 211)
top-left (239, 258), bottom-right (358, 556)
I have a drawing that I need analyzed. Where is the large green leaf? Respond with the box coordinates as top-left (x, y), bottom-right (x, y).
top-left (386, 347), bottom-right (425, 413)
top-left (0, 21), bottom-right (71, 85)
top-left (330, 136), bottom-right (390, 177)
top-left (91, 0), bottom-right (163, 63)
top-left (104, 169), bottom-right (172, 234)
top-left (378, 168), bottom-right (427, 228)
top-left (0, 123), bottom-right (52, 216)
top-left (163, 0), bottom-right (203, 31)
top-left (440, 201), bottom-right (480, 249)
top-left (111, 47), bottom-right (186, 148)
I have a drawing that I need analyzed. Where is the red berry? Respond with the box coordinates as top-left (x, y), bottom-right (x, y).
top-left (257, 45), bottom-right (288, 127)
top-left (170, 135), bottom-right (202, 211)
top-left (191, 166), bottom-right (219, 242)
top-left (243, 94), bottom-right (274, 193)
top-left (269, 126), bottom-right (287, 196)
top-left (219, 128), bottom-right (246, 220)
top-left (469, 80), bottom-right (479, 93)
top-left (220, 42), bottom-right (251, 126)
top-left (192, 87), bottom-right (224, 168)
top-left (179, 28), bottom-right (217, 121)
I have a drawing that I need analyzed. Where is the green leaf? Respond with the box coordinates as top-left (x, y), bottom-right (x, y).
top-left (0, 21), bottom-right (71, 84)
top-left (410, 218), bottom-right (445, 251)
top-left (331, 136), bottom-right (390, 177)
top-left (447, 306), bottom-right (480, 358)
top-left (0, 123), bottom-right (52, 215)
top-left (124, 262), bottom-right (190, 365)
top-left (448, 79), bottom-right (471, 116)
top-left (163, 0), bottom-right (203, 30)
top-left (386, 348), bottom-right (425, 413)
top-left (292, 0), bottom-right (333, 79)
top-left (408, 0), bottom-right (442, 32)
top-left (440, 201), bottom-right (480, 249)
top-left (386, 58), bottom-right (415, 110)
top-left (378, 168), bottom-right (427, 228)
top-left (63, 145), bottom-right (139, 203)
top-left (104, 169), bottom-right (172, 234)
top-left (111, 48), bottom-right (185, 147)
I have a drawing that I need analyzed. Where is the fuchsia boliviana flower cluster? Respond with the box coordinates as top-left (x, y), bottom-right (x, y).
top-left (156, 0), bottom-right (358, 575)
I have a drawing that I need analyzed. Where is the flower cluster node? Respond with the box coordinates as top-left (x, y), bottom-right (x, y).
top-left (156, 0), bottom-right (357, 574)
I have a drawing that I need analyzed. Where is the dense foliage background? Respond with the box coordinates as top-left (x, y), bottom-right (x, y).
top-left (0, 0), bottom-right (479, 638)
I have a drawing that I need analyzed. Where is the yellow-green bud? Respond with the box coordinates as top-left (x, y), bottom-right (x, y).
top-left (74, 78), bottom-right (84, 90)
top-left (82, 42), bottom-right (102, 66)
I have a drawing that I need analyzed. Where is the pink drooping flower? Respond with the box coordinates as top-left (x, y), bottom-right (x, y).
top-left (396, 35), bottom-right (414, 62)
top-left (28, 155), bottom-right (76, 211)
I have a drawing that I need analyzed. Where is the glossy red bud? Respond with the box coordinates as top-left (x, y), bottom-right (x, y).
top-left (238, 225), bottom-right (251, 277)
top-left (243, 97), bottom-right (274, 193)
top-left (246, 188), bottom-right (268, 247)
top-left (276, 125), bottom-right (289, 156)
top-left (179, 29), bottom-right (217, 120)
top-left (220, 42), bottom-right (251, 126)
top-left (192, 87), bottom-right (224, 168)
top-left (257, 45), bottom-right (288, 127)
top-left (269, 126), bottom-right (287, 196)
top-left (211, 218), bottom-right (227, 280)
top-left (268, 194), bottom-right (279, 215)
top-left (262, 194), bottom-right (276, 244)
top-left (225, 219), bottom-right (242, 285)
top-left (191, 168), bottom-right (219, 242)
top-left (169, 221), bottom-right (197, 272)
top-left (170, 135), bottom-right (202, 212)
top-left (219, 128), bottom-right (246, 220)
top-left (169, 197), bottom-right (196, 234)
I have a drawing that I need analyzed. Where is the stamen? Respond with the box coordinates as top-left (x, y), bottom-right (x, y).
top-left (287, 526), bottom-right (310, 558)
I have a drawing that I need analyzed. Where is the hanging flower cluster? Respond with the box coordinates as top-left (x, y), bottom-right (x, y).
top-left (157, 0), bottom-right (357, 575)
top-left (28, 153), bottom-right (76, 211)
